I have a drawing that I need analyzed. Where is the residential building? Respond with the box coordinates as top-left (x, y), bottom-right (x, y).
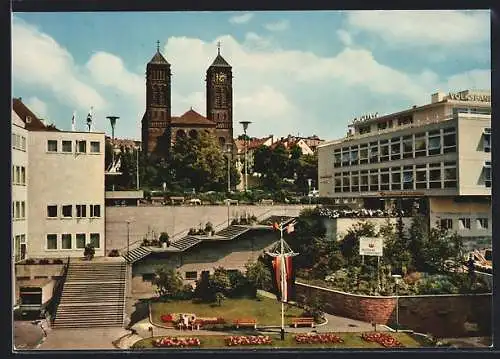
top-left (12, 110), bottom-right (28, 263)
top-left (318, 89), bottom-right (491, 249)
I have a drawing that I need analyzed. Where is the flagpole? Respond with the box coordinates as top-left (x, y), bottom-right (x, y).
top-left (280, 224), bottom-right (285, 341)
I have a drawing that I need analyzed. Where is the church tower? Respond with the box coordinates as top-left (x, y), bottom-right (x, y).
top-left (142, 41), bottom-right (172, 159)
top-left (206, 43), bottom-right (233, 149)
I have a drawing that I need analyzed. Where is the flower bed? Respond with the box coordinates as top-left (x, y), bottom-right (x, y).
top-left (361, 332), bottom-right (404, 348)
top-left (225, 335), bottom-right (272, 347)
top-left (161, 314), bottom-right (174, 323)
top-left (295, 333), bottom-right (344, 345)
top-left (152, 336), bottom-right (201, 348)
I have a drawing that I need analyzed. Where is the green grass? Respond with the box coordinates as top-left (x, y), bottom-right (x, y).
top-left (132, 332), bottom-right (425, 349)
top-left (150, 297), bottom-right (308, 326)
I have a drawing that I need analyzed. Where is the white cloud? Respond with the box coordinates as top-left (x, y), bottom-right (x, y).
top-left (12, 17), bottom-right (106, 113)
top-left (244, 32), bottom-right (272, 49)
top-left (229, 13), bottom-right (254, 24)
top-left (12, 16), bottom-right (490, 141)
top-left (264, 20), bottom-right (290, 32)
top-left (336, 29), bottom-right (353, 46)
top-left (346, 10), bottom-right (489, 46)
top-left (24, 96), bottom-right (48, 118)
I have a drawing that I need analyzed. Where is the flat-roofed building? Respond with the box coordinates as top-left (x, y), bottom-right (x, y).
top-left (27, 130), bottom-right (106, 258)
top-left (318, 90), bottom-right (491, 249)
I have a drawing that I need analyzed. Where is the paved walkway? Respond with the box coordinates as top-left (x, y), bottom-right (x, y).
top-left (13, 320), bottom-right (46, 350)
top-left (36, 327), bottom-right (129, 350)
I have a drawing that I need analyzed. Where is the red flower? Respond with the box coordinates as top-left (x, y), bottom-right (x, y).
top-left (361, 332), bottom-right (404, 348)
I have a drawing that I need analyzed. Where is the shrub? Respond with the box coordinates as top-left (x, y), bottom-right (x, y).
top-left (141, 238), bottom-right (150, 247)
top-left (38, 259), bottom-right (50, 265)
top-left (25, 258), bottom-right (36, 265)
top-left (159, 232), bottom-right (170, 246)
top-left (84, 244), bottom-right (95, 260)
top-left (204, 222), bottom-right (214, 233)
top-left (108, 249), bottom-right (120, 257)
top-left (52, 259), bottom-right (64, 264)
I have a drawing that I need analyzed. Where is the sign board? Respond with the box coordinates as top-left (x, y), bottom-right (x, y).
top-left (448, 92), bottom-right (490, 103)
top-left (359, 237), bottom-right (383, 257)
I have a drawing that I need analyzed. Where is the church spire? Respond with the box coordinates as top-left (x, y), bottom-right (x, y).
top-left (217, 41), bottom-right (221, 55)
top-left (156, 40), bottom-right (160, 52)
top-left (148, 40), bottom-right (170, 65)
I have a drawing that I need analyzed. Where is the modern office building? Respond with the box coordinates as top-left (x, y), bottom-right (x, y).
top-left (318, 90), bottom-right (491, 248)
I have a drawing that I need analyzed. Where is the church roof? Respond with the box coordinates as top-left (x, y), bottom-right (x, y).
top-left (12, 98), bottom-right (59, 131)
top-left (171, 109), bottom-right (216, 126)
top-left (209, 54), bottom-right (231, 68)
top-left (148, 50), bottom-right (170, 65)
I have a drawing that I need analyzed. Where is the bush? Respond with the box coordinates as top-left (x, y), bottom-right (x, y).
top-left (38, 259), bottom-right (50, 265)
top-left (52, 259), bottom-right (64, 264)
top-left (84, 244), bottom-right (95, 260)
top-left (25, 258), bottom-right (36, 265)
top-left (159, 232), bottom-right (170, 246)
top-left (108, 249), bottom-right (120, 257)
top-left (204, 222), bottom-right (214, 233)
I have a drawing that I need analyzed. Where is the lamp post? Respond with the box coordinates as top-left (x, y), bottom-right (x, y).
top-left (239, 121), bottom-right (252, 192)
top-left (392, 274), bottom-right (401, 332)
top-left (126, 219), bottom-right (131, 258)
top-left (226, 143), bottom-right (232, 193)
top-left (136, 143), bottom-right (141, 191)
top-left (107, 116), bottom-right (119, 191)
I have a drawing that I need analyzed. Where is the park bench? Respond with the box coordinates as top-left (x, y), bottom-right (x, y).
top-left (233, 318), bottom-right (257, 329)
top-left (291, 317), bottom-right (315, 328)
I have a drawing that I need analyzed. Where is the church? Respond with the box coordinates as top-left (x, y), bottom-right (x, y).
top-left (141, 41), bottom-right (234, 159)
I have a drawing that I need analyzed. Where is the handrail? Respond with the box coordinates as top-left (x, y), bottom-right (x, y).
top-left (50, 256), bottom-right (70, 325)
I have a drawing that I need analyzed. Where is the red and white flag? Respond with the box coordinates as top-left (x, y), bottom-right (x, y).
top-left (272, 222), bottom-right (280, 231)
top-left (286, 221), bottom-right (296, 234)
top-left (272, 256), bottom-right (293, 302)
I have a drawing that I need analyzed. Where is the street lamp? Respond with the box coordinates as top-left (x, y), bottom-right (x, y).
top-left (126, 219), bottom-right (131, 258)
top-left (107, 116), bottom-right (119, 191)
top-left (239, 121), bottom-right (252, 192)
top-left (392, 274), bottom-right (402, 332)
top-left (226, 143), bottom-right (232, 193)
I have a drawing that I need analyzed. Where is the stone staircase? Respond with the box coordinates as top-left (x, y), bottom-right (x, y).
top-left (53, 261), bottom-right (127, 328)
top-left (123, 246), bottom-right (152, 263)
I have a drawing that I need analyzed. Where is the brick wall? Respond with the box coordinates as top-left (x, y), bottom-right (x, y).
top-left (296, 282), bottom-right (492, 338)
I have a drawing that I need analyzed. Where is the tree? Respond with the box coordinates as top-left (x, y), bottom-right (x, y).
top-left (210, 266), bottom-right (232, 295)
top-left (422, 224), bottom-right (464, 274)
top-left (253, 145), bottom-right (272, 175)
top-left (340, 221), bottom-right (377, 266)
top-left (159, 232), bottom-right (170, 247)
top-left (287, 144), bottom-right (303, 178)
top-left (152, 267), bottom-right (183, 299)
top-left (245, 260), bottom-right (272, 296)
top-left (407, 215), bottom-right (428, 271)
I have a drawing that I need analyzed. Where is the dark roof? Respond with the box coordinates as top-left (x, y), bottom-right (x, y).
top-left (171, 109), bottom-right (216, 126)
top-left (209, 54), bottom-right (231, 68)
top-left (12, 98), bottom-right (59, 131)
top-left (148, 50), bottom-right (170, 65)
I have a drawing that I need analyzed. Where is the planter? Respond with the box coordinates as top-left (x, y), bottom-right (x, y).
top-left (162, 242), bottom-right (167, 249)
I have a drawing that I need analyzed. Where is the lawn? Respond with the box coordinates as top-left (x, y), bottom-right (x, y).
top-left (132, 332), bottom-right (426, 349)
top-left (150, 297), bottom-right (309, 327)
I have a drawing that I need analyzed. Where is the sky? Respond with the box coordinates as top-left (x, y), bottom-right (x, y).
top-left (12, 10), bottom-right (491, 141)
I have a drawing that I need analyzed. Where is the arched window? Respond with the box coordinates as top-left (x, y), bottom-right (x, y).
top-left (189, 129), bottom-right (198, 139)
top-left (176, 129), bottom-right (186, 140)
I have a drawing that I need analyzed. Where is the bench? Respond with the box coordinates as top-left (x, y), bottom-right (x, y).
top-left (291, 317), bottom-right (315, 328)
top-left (233, 318), bottom-right (257, 329)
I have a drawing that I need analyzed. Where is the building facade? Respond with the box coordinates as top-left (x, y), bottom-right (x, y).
top-left (141, 43), bottom-right (234, 159)
top-left (12, 111), bottom-right (28, 263)
top-left (318, 90), bottom-right (491, 248)
top-left (27, 130), bottom-right (106, 258)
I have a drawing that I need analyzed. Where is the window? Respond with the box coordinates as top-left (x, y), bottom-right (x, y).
top-left (21, 201), bottom-right (26, 219)
top-left (369, 142), bottom-right (378, 163)
top-left (76, 204), bottom-right (87, 218)
top-left (342, 175), bottom-right (350, 192)
top-left (334, 176), bottom-right (341, 193)
top-left (90, 141), bottom-right (100, 153)
top-left (380, 171), bottom-right (390, 191)
top-left (15, 201), bottom-right (21, 219)
top-left (62, 234), bottom-right (72, 249)
top-left (380, 142), bottom-right (389, 162)
top-left (378, 122), bottom-right (387, 130)
top-left (403, 167), bottom-right (413, 190)
top-left (47, 140), bottom-right (58, 152)
top-left (429, 167), bottom-right (442, 189)
top-left (402, 135), bottom-right (413, 159)
top-left (444, 165), bottom-right (457, 188)
top-left (350, 148), bottom-right (358, 164)
top-left (483, 130), bottom-right (491, 153)
top-left (21, 136), bottom-right (26, 151)
top-left (414, 134), bottom-right (426, 157)
top-left (15, 166), bottom-right (20, 185)
top-left (369, 170), bottom-right (379, 191)
top-left (477, 218), bottom-right (489, 230)
top-left (351, 173), bottom-right (360, 192)
top-left (21, 167), bottom-right (26, 185)
top-left (333, 151), bottom-right (341, 168)
top-left (391, 167), bottom-right (401, 190)
top-left (90, 233), bottom-right (100, 248)
top-left (360, 172), bottom-right (369, 192)
top-left (76, 233), bottom-right (86, 249)
top-left (416, 166), bottom-right (427, 189)
top-left (359, 126), bottom-right (370, 135)
top-left (77, 140), bottom-right (87, 153)
top-left (443, 129), bottom-right (456, 153)
top-left (185, 271), bottom-right (197, 280)
top-left (90, 205), bottom-right (101, 218)
top-left (458, 218), bottom-right (471, 230)
top-left (341, 149), bottom-right (350, 166)
top-left (47, 234), bottom-right (57, 249)
top-left (62, 140), bottom-right (72, 152)
top-left (484, 161), bottom-right (491, 188)
top-left (47, 205), bottom-right (58, 218)
top-left (359, 145), bottom-right (368, 164)
top-left (390, 139), bottom-right (401, 160)
top-left (428, 133), bottom-right (441, 156)
top-left (440, 219), bottom-right (453, 230)
top-left (62, 205), bottom-right (72, 218)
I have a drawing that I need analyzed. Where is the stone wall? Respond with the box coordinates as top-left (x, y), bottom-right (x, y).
top-left (296, 282), bottom-right (492, 338)
top-left (15, 264), bottom-right (65, 279)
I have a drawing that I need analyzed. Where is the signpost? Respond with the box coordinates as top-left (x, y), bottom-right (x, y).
top-left (359, 237), bottom-right (383, 292)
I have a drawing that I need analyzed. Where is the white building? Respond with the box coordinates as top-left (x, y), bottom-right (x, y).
top-left (12, 110), bottom-right (28, 263)
top-left (318, 90), bottom-right (491, 249)
top-left (27, 130), bottom-right (106, 258)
